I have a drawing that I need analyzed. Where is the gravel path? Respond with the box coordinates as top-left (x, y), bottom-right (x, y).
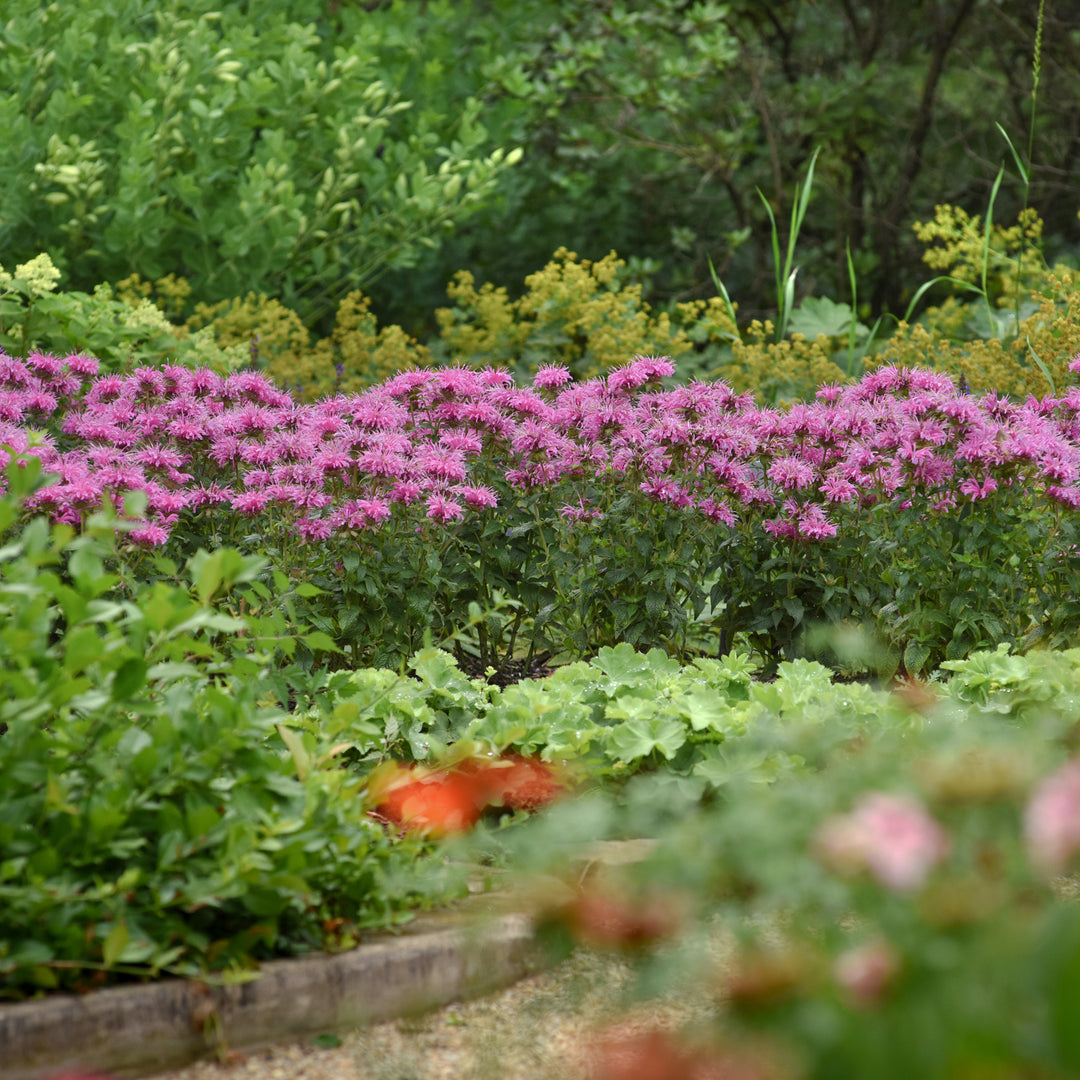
top-left (149, 950), bottom-right (699, 1080)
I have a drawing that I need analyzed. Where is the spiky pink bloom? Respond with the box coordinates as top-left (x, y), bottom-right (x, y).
top-left (697, 497), bottom-right (737, 526)
top-left (294, 516), bottom-right (333, 542)
top-left (357, 445), bottom-right (406, 478)
top-left (478, 366), bottom-right (515, 388)
top-left (457, 484), bottom-right (499, 509)
top-left (533, 364), bottom-right (573, 390)
top-left (26, 352), bottom-right (65, 377)
top-left (959, 476), bottom-right (999, 500)
top-left (65, 353), bottom-right (101, 377)
top-left (606, 355), bottom-right (676, 392)
top-left (767, 455), bottom-right (816, 490)
top-left (415, 446), bottom-right (468, 483)
top-left (188, 483), bottom-right (235, 509)
top-left (820, 474), bottom-right (859, 503)
top-left (796, 503), bottom-right (838, 540)
top-left (338, 497), bottom-right (391, 528)
top-left (815, 792), bottom-right (949, 892)
top-left (438, 430), bottom-right (483, 456)
top-left (388, 480), bottom-right (422, 504)
top-left (232, 491), bottom-right (271, 514)
top-left (129, 521), bottom-right (171, 545)
top-left (425, 494), bottom-right (464, 522)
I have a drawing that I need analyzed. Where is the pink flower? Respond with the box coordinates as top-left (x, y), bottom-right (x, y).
top-left (232, 491), bottom-right (271, 514)
top-left (357, 445), bottom-right (405, 478)
top-left (129, 521), bottom-right (171, 546)
top-left (815, 792), bottom-right (949, 892)
top-left (833, 939), bottom-right (901, 1007)
top-left (697, 496), bottom-right (737, 526)
top-left (337, 497), bottom-right (391, 529)
top-left (533, 364), bottom-right (573, 390)
top-left (606, 355), bottom-right (676, 392)
top-left (415, 446), bottom-right (468, 483)
top-left (168, 419), bottom-right (206, 442)
top-left (796, 503), bottom-right (838, 540)
top-left (294, 516), bottom-right (333, 542)
top-left (431, 365), bottom-right (483, 397)
top-left (559, 498), bottom-right (602, 523)
top-left (65, 353), bottom-right (101, 377)
top-left (0, 357), bottom-right (33, 387)
top-left (640, 477), bottom-right (691, 507)
top-left (1024, 758), bottom-right (1080, 875)
top-left (425, 494), bottom-right (464, 522)
top-left (389, 479), bottom-right (422, 504)
top-left (478, 366), bottom-right (515, 388)
top-left (313, 445), bottom-right (353, 473)
top-left (438, 430), bottom-right (483, 456)
top-left (189, 483), bottom-right (235, 508)
top-left (1046, 484), bottom-right (1080, 509)
top-left (767, 455), bottom-right (816, 490)
top-left (26, 351), bottom-right (64, 377)
top-left (958, 476), bottom-right (998, 500)
top-left (820, 474), bottom-right (859, 503)
top-left (457, 484), bottom-right (499, 509)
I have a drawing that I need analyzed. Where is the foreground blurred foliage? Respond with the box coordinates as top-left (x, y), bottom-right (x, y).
top-left (454, 644), bottom-right (1080, 1079)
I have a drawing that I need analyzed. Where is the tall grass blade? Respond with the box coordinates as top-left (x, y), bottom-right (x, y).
top-left (980, 164), bottom-right (1005, 335)
top-left (996, 123), bottom-right (1029, 186)
top-left (706, 255), bottom-right (740, 340)
top-left (903, 275), bottom-right (984, 324)
top-left (756, 147), bottom-right (819, 343)
top-left (1027, 335), bottom-right (1056, 396)
top-left (757, 188), bottom-right (783, 330)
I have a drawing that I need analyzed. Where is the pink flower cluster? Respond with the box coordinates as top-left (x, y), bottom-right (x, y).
top-left (2, 350), bottom-right (1080, 550)
top-left (815, 792), bottom-right (950, 892)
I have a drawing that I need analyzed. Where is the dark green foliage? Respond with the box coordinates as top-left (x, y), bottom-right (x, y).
top-left (363, 0), bottom-right (1080, 334)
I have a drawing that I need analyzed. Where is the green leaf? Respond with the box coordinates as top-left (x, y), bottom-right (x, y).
top-left (102, 921), bottom-right (129, 970)
top-left (111, 656), bottom-right (148, 700)
top-left (692, 744), bottom-right (768, 788)
top-left (903, 640), bottom-right (931, 676)
top-left (681, 686), bottom-right (733, 733)
top-left (301, 631), bottom-right (342, 653)
top-left (277, 723), bottom-right (311, 781)
top-left (788, 295), bottom-right (868, 341)
top-left (608, 717), bottom-right (686, 762)
top-left (63, 626), bottom-right (104, 673)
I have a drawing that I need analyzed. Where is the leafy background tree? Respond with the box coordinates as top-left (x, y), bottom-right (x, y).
top-left (360, 0), bottom-right (1080, 333)
top-left (1, 0), bottom-right (1076, 338)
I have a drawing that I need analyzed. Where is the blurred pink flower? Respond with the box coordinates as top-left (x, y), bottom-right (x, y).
top-left (816, 792), bottom-right (949, 892)
top-left (833, 939), bottom-right (901, 1007)
top-left (1024, 758), bottom-right (1080, 875)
